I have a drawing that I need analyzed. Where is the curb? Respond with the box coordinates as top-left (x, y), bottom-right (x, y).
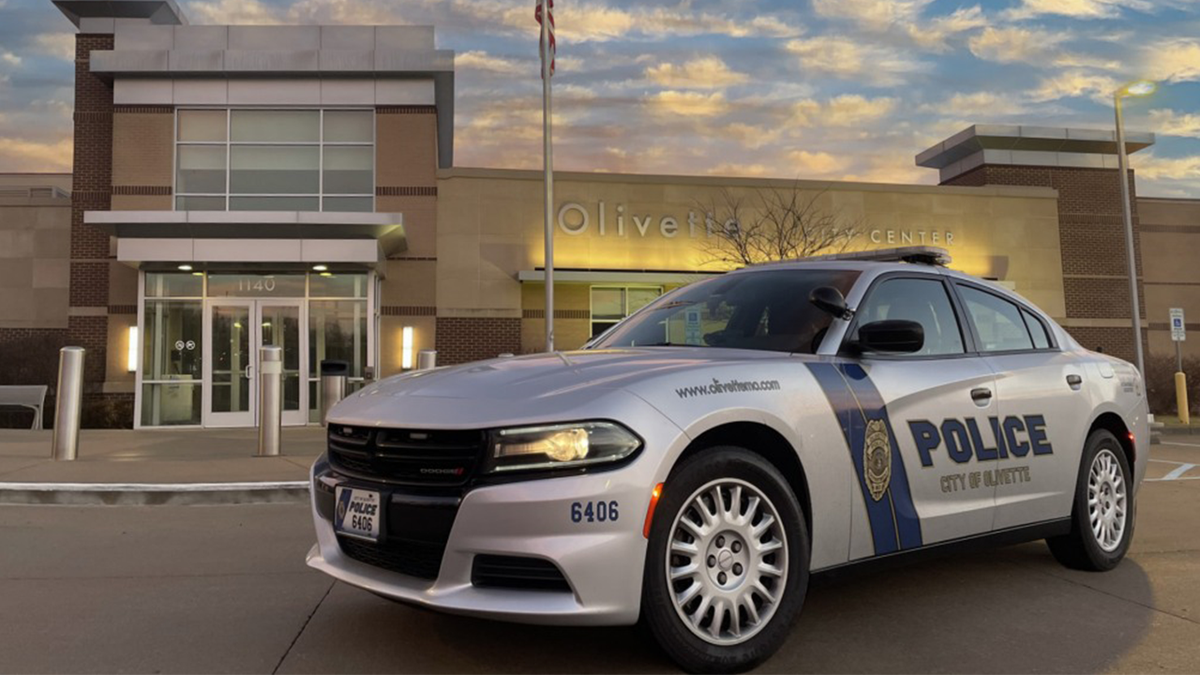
top-left (0, 481), bottom-right (310, 506)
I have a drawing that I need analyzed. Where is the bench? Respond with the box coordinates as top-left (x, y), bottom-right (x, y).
top-left (0, 385), bottom-right (48, 429)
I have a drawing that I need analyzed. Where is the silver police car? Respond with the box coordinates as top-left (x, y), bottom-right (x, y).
top-left (307, 247), bottom-right (1147, 673)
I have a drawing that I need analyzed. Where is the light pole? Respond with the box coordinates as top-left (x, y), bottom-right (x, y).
top-left (1114, 80), bottom-right (1155, 376)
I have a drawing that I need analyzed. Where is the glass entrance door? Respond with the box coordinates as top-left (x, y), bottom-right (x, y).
top-left (203, 299), bottom-right (307, 428)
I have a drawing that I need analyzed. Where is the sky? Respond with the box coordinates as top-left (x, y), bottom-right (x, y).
top-left (0, 0), bottom-right (1198, 196)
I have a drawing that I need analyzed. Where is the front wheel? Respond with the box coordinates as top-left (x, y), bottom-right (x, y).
top-left (642, 448), bottom-right (809, 673)
top-left (1046, 429), bottom-right (1135, 571)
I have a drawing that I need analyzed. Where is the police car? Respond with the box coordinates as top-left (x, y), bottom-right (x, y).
top-left (307, 247), bottom-right (1147, 673)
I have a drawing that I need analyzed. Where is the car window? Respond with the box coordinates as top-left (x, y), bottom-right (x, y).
top-left (1022, 308), bottom-right (1051, 349)
top-left (853, 277), bottom-right (964, 356)
top-left (590, 269), bottom-right (861, 354)
top-left (958, 285), bottom-right (1035, 352)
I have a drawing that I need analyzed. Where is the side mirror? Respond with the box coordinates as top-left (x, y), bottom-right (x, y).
top-left (854, 320), bottom-right (924, 354)
top-left (809, 286), bottom-right (853, 321)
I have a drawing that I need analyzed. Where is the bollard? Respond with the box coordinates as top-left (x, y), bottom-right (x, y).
top-left (319, 359), bottom-right (349, 427)
top-left (417, 350), bottom-right (437, 371)
top-left (51, 346), bottom-right (85, 461)
top-left (258, 345), bottom-right (282, 457)
top-left (1177, 372), bottom-right (1190, 426)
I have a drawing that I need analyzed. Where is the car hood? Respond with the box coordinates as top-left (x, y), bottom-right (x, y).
top-left (328, 348), bottom-right (808, 429)
top-left (368, 348), bottom-right (791, 401)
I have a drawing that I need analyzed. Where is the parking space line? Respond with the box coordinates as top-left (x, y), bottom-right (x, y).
top-left (1162, 464), bottom-right (1198, 480)
top-left (1162, 441), bottom-right (1200, 449)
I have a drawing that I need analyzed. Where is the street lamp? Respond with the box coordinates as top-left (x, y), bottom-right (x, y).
top-left (1114, 79), bottom-right (1155, 376)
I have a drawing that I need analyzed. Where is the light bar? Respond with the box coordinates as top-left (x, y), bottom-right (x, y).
top-left (799, 246), bottom-right (952, 266)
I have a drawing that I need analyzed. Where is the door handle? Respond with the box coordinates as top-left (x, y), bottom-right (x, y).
top-left (1066, 374), bottom-right (1083, 388)
top-left (244, 364), bottom-right (254, 380)
top-left (971, 387), bottom-right (992, 402)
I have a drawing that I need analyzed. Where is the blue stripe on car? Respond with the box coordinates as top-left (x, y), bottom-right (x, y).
top-left (807, 362), bottom-right (924, 555)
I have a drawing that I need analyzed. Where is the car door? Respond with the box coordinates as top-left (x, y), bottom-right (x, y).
top-left (952, 282), bottom-right (1092, 530)
top-left (815, 273), bottom-right (998, 563)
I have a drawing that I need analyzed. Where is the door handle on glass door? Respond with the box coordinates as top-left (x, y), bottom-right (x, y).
top-left (244, 364), bottom-right (254, 380)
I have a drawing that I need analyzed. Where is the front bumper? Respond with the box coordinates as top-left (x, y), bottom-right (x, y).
top-left (306, 458), bottom-right (652, 626)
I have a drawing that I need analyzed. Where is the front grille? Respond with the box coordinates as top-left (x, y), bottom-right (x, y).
top-left (338, 536), bottom-right (446, 580)
top-left (328, 425), bottom-right (487, 486)
top-left (472, 555), bottom-right (572, 592)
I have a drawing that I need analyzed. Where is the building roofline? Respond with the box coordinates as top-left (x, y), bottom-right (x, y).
top-left (437, 166), bottom-right (1060, 199)
top-left (52, 0), bottom-right (188, 27)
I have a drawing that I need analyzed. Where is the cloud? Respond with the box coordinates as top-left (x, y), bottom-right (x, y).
top-left (1006, 0), bottom-right (1152, 20)
top-left (787, 150), bottom-right (851, 175)
top-left (1148, 109), bottom-right (1200, 138)
top-left (812, 0), bottom-right (933, 29)
top-left (706, 162), bottom-right (772, 177)
top-left (0, 136), bottom-right (73, 172)
top-left (1028, 70), bottom-right (1121, 102)
top-left (33, 33), bottom-right (75, 61)
top-left (648, 91), bottom-right (730, 117)
top-left (908, 6), bottom-right (990, 51)
top-left (455, 51), bottom-right (524, 74)
top-left (784, 36), bottom-right (925, 86)
top-left (720, 123), bottom-right (784, 150)
top-left (792, 95), bottom-right (897, 127)
top-left (927, 91), bottom-right (1027, 116)
top-left (1, 51), bottom-right (21, 66)
top-left (1131, 152), bottom-right (1200, 181)
top-left (1145, 39), bottom-right (1200, 83)
top-left (968, 26), bottom-right (1065, 64)
top-left (186, 0), bottom-right (282, 24)
top-left (645, 57), bottom-right (747, 89)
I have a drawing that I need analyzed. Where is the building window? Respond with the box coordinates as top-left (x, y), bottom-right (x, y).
top-left (141, 273), bottom-right (204, 426)
top-left (175, 109), bottom-right (374, 213)
top-left (590, 286), bottom-right (662, 338)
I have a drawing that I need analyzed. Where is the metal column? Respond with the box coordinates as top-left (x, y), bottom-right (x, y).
top-left (258, 345), bottom-right (282, 457)
top-left (51, 346), bottom-right (85, 461)
top-left (319, 359), bottom-right (349, 427)
top-left (417, 350), bottom-right (437, 371)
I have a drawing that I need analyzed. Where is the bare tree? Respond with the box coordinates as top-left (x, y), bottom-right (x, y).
top-left (696, 184), bottom-right (864, 267)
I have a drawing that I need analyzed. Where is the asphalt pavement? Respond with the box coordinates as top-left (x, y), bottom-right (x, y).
top-left (0, 437), bottom-right (1197, 674)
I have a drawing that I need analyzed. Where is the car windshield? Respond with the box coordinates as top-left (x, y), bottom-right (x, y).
top-left (589, 268), bottom-right (861, 354)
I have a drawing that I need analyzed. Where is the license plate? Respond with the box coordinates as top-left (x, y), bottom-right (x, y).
top-left (334, 487), bottom-right (382, 542)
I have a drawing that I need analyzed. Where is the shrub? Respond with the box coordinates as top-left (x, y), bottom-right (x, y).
top-left (1144, 353), bottom-right (1200, 417)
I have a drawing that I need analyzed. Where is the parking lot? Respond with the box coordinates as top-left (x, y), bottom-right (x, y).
top-left (1, 437), bottom-right (1197, 674)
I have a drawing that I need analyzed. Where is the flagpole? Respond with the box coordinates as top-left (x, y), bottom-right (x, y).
top-left (540, 0), bottom-right (555, 353)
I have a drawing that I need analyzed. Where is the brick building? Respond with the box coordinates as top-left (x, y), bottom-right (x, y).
top-left (1, 0), bottom-right (1198, 429)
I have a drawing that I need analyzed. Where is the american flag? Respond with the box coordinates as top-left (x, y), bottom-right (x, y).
top-left (535, 0), bottom-right (556, 77)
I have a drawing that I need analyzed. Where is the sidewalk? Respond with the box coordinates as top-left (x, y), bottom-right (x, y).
top-left (0, 427), bottom-right (325, 505)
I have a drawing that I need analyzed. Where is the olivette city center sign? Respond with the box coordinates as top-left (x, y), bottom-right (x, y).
top-left (555, 201), bottom-right (957, 246)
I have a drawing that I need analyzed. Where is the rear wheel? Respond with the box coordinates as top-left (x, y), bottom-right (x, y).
top-left (1046, 429), bottom-right (1134, 571)
top-left (642, 448), bottom-right (808, 673)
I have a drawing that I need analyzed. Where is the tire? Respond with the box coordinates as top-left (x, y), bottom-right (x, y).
top-left (642, 447), bottom-right (809, 673)
top-left (1046, 429), bottom-right (1135, 571)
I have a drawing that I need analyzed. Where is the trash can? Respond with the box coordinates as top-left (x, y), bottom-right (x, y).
top-left (319, 359), bottom-right (350, 427)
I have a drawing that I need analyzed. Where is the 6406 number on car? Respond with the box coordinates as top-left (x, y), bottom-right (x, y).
top-left (571, 500), bottom-right (619, 523)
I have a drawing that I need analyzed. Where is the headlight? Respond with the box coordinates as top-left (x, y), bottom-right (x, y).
top-left (486, 421), bottom-right (642, 473)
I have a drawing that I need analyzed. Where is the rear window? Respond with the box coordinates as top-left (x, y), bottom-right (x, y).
top-left (957, 285), bottom-right (1035, 352)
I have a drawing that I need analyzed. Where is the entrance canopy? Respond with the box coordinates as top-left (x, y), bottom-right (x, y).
top-left (87, 210), bottom-right (402, 275)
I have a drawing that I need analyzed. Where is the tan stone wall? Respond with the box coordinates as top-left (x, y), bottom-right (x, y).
top-left (0, 197), bottom-right (72, 329)
top-left (380, 314), bottom-right (436, 378)
top-left (376, 195), bottom-right (436, 257)
top-left (437, 171), bottom-right (1066, 346)
top-left (112, 112), bottom-right (174, 188)
top-left (1138, 197), bottom-right (1200, 359)
top-left (111, 195), bottom-right (172, 211)
top-left (105, 313), bottom-right (137, 390)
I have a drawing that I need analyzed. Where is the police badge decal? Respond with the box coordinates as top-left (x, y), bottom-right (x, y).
top-left (864, 419), bottom-right (892, 501)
